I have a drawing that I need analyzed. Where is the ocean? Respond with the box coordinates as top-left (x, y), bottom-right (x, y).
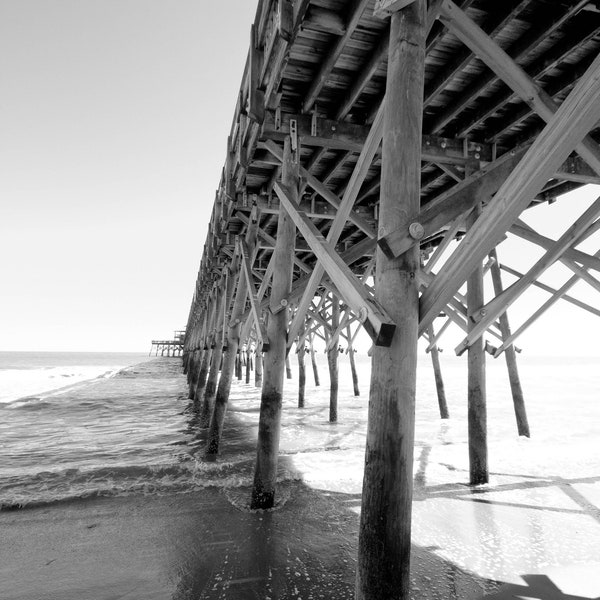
top-left (1, 350), bottom-right (600, 599)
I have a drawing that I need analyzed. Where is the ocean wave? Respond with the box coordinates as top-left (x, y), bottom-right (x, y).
top-left (0, 456), bottom-right (303, 511)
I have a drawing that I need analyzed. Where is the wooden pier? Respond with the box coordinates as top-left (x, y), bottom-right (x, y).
top-left (150, 330), bottom-right (185, 357)
top-left (182, 1), bottom-right (600, 597)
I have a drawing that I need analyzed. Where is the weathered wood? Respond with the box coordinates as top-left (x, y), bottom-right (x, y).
top-left (466, 204), bottom-right (488, 485)
top-left (489, 249), bottom-right (530, 438)
top-left (251, 138), bottom-right (297, 510)
top-left (456, 195), bottom-right (600, 354)
top-left (419, 40), bottom-right (600, 332)
top-left (285, 355), bottom-right (292, 380)
top-left (328, 295), bottom-right (340, 423)
top-left (347, 325), bottom-right (360, 397)
top-left (275, 181), bottom-right (396, 346)
top-left (427, 326), bottom-right (449, 419)
top-left (357, 4), bottom-right (425, 599)
top-left (199, 283), bottom-right (228, 428)
top-left (255, 341), bottom-right (263, 388)
top-left (246, 346), bottom-right (252, 384)
top-left (309, 331), bottom-right (320, 387)
top-left (297, 331), bottom-right (306, 408)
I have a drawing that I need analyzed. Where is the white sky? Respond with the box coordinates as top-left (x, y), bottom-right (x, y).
top-left (0, 1), bottom-right (256, 351)
top-left (1, 1), bottom-right (599, 356)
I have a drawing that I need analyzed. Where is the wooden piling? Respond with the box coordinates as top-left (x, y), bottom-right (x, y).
top-left (206, 243), bottom-right (252, 458)
top-left (489, 249), bottom-right (530, 437)
top-left (254, 342), bottom-right (263, 388)
top-left (309, 331), bottom-right (320, 386)
top-left (199, 287), bottom-right (226, 428)
top-left (347, 325), bottom-right (360, 397)
top-left (246, 346), bottom-right (252, 384)
top-left (285, 355), bottom-right (293, 380)
top-left (328, 295), bottom-right (340, 423)
top-left (427, 325), bottom-right (449, 419)
top-left (467, 204), bottom-right (488, 485)
top-left (357, 4), bottom-right (425, 598)
top-left (297, 329), bottom-right (306, 408)
top-left (251, 138), bottom-right (297, 510)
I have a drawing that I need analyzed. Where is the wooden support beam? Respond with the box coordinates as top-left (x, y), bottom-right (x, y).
top-left (274, 180), bottom-right (396, 346)
top-left (419, 39), bottom-right (600, 334)
top-left (374, 0), bottom-right (418, 18)
top-left (495, 247), bottom-right (600, 356)
top-left (489, 249), bottom-right (530, 437)
top-left (240, 239), bottom-right (270, 350)
top-left (251, 138), bottom-right (297, 510)
top-left (455, 196), bottom-right (600, 354)
top-left (276, 106), bottom-right (384, 350)
top-left (327, 294), bottom-right (340, 423)
top-left (499, 263), bottom-right (600, 319)
top-left (510, 219), bottom-right (600, 274)
top-left (427, 325), bottom-right (449, 419)
top-left (357, 3), bottom-right (425, 599)
top-left (466, 204), bottom-right (488, 486)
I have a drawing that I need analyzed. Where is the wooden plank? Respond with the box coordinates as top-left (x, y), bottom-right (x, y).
top-left (274, 180), bottom-right (396, 346)
top-left (419, 39), bottom-right (600, 333)
top-left (439, 0), bottom-right (600, 177)
top-left (302, 0), bottom-right (372, 113)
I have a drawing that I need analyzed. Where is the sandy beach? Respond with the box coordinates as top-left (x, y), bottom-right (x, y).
top-left (2, 355), bottom-right (600, 599)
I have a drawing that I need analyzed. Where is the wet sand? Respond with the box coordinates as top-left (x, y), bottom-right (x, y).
top-left (1, 482), bottom-right (501, 600)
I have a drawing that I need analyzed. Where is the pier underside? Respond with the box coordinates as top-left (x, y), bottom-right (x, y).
top-left (183, 1), bottom-right (600, 597)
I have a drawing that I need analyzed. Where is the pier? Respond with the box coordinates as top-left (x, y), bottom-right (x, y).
top-left (182, 1), bottom-right (600, 597)
top-left (150, 330), bottom-right (185, 357)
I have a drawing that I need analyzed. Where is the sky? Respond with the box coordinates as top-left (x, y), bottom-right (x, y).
top-left (1, 1), bottom-right (599, 356)
top-left (0, 0), bottom-right (256, 351)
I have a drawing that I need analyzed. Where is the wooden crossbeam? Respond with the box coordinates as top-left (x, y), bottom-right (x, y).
top-left (274, 180), bottom-right (395, 346)
top-left (494, 247), bottom-right (600, 356)
top-left (500, 264), bottom-right (600, 319)
top-left (282, 104), bottom-right (384, 350)
top-left (240, 239), bottom-right (269, 351)
top-left (419, 36), bottom-right (600, 334)
top-left (455, 197), bottom-right (600, 354)
top-left (262, 140), bottom-right (376, 238)
top-left (374, 0), bottom-right (418, 18)
top-left (511, 219), bottom-right (600, 274)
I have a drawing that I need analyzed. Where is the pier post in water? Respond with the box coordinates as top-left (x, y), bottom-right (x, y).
top-left (297, 325), bottom-right (306, 408)
top-left (255, 341), bottom-right (263, 388)
top-left (467, 204), bottom-right (488, 485)
top-left (206, 215), bottom-right (259, 458)
top-left (427, 325), bottom-right (449, 419)
top-left (309, 331), bottom-right (320, 386)
top-left (357, 3), bottom-right (425, 598)
top-left (327, 294), bottom-right (340, 423)
top-left (251, 137), bottom-right (296, 510)
top-left (346, 325), bottom-right (360, 397)
top-left (199, 277), bottom-right (228, 427)
top-left (489, 248), bottom-right (530, 437)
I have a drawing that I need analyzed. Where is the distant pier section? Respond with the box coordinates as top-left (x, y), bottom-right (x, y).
top-left (149, 330), bottom-right (185, 357)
